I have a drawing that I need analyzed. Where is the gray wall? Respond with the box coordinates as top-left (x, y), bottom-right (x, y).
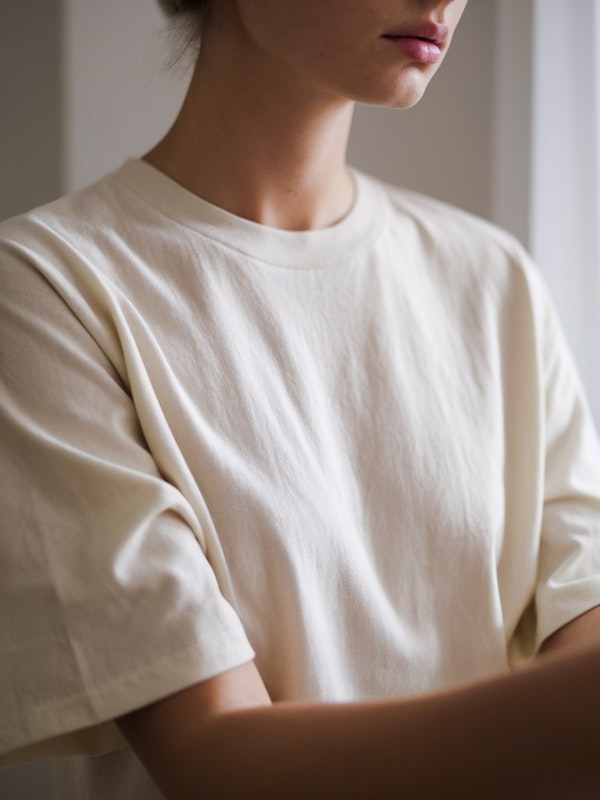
top-left (0, 0), bottom-right (63, 220)
top-left (61, 0), bottom-right (187, 192)
top-left (349, 0), bottom-right (497, 221)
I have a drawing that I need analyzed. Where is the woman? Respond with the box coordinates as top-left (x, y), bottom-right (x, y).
top-left (1, 1), bottom-right (599, 797)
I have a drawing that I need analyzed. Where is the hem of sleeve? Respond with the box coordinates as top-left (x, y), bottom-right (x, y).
top-left (0, 637), bottom-right (255, 764)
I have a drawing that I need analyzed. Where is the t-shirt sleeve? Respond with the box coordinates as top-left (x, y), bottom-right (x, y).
top-left (0, 243), bottom-right (254, 761)
top-left (534, 277), bottom-right (600, 649)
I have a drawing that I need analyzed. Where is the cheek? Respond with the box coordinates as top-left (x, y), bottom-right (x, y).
top-left (235, 1), bottom-right (322, 56)
top-left (234, 0), bottom-right (371, 75)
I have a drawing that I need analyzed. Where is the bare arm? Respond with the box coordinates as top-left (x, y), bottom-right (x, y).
top-left (540, 604), bottom-right (600, 654)
top-left (118, 636), bottom-right (600, 800)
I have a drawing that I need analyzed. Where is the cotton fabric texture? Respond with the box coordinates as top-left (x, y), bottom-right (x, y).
top-left (1, 160), bottom-right (600, 797)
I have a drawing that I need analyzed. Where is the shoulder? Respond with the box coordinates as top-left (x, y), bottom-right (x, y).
top-left (0, 160), bottom-right (185, 318)
top-left (0, 164), bottom-right (166, 367)
top-left (359, 170), bottom-right (521, 257)
top-left (357, 170), bottom-right (547, 305)
top-left (0, 163), bottom-right (141, 256)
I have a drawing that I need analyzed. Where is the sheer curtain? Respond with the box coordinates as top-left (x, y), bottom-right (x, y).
top-left (530, 0), bottom-right (600, 423)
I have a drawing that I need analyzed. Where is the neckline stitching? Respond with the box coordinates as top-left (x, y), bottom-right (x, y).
top-left (111, 165), bottom-right (385, 271)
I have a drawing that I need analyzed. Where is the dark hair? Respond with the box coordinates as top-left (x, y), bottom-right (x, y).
top-left (157, 0), bottom-right (210, 19)
top-left (157, 0), bottom-right (211, 64)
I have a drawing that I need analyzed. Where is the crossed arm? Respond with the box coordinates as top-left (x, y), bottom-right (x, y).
top-left (118, 605), bottom-right (600, 800)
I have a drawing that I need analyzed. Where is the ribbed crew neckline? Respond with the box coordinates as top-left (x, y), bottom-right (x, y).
top-left (112, 158), bottom-right (384, 270)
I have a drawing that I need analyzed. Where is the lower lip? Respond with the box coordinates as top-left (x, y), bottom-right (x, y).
top-left (384, 36), bottom-right (442, 64)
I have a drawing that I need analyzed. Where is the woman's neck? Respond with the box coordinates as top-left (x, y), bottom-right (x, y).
top-left (145, 17), bottom-right (356, 230)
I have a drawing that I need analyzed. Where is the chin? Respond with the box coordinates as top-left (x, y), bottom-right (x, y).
top-left (384, 90), bottom-right (427, 110)
top-left (361, 85), bottom-right (428, 110)
top-left (351, 70), bottom-right (433, 109)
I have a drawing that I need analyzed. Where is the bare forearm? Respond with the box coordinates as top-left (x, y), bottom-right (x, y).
top-left (134, 645), bottom-right (600, 800)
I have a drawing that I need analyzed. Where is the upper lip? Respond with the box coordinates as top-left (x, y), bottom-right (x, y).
top-left (382, 21), bottom-right (449, 47)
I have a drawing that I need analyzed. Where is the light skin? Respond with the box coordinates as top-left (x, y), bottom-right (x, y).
top-left (121, 1), bottom-right (600, 797)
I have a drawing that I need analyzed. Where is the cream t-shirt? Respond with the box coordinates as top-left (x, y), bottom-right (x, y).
top-left (1, 160), bottom-right (599, 796)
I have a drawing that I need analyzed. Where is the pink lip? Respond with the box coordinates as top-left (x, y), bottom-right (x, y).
top-left (383, 36), bottom-right (443, 64)
top-left (382, 21), bottom-right (449, 64)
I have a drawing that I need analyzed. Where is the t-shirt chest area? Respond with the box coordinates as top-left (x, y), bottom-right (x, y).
top-left (150, 255), bottom-right (506, 581)
top-left (115, 243), bottom-right (513, 696)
